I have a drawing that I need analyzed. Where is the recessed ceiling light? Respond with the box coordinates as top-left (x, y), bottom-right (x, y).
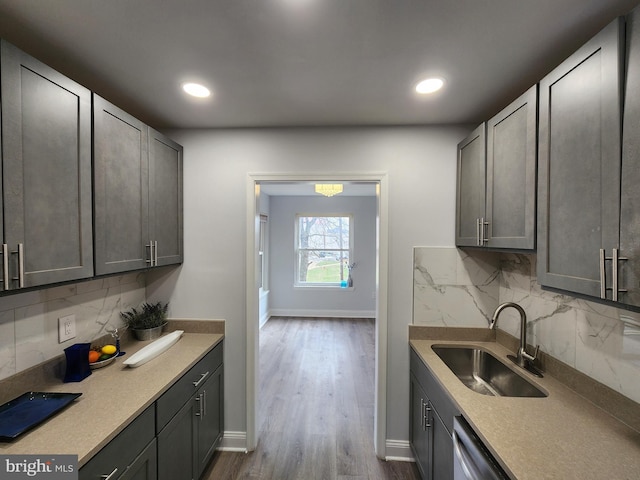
top-left (182, 83), bottom-right (211, 98)
top-left (415, 78), bottom-right (444, 94)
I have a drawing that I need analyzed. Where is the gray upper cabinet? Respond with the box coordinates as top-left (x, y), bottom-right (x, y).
top-left (619, 6), bottom-right (640, 307)
top-left (537, 17), bottom-right (624, 298)
top-left (485, 86), bottom-right (537, 250)
top-left (149, 130), bottom-right (183, 267)
top-left (455, 124), bottom-right (486, 247)
top-left (94, 96), bottom-right (183, 275)
top-left (456, 86), bottom-right (537, 250)
top-left (0, 40), bottom-right (93, 289)
top-left (94, 95), bottom-right (150, 275)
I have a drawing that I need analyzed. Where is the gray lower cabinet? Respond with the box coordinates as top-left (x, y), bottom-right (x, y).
top-left (0, 39), bottom-right (93, 289)
top-left (456, 86), bottom-right (537, 250)
top-left (537, 17), bottom-right (624, 298)
top-left (80, 405), bottom-right (156, 480)
top-left (93, 96), bottom-right (183, 275)
top-left (410, 348), bottom-right (458, 480)
top-left (157, 342), bottom-right (224, 480)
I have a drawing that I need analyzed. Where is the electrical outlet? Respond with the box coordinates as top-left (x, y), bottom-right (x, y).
top-left (58, 314), bottom-right (76, 343)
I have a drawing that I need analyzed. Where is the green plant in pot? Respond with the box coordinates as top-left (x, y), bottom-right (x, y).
top-left (120, 302), bottom-right (169, 340)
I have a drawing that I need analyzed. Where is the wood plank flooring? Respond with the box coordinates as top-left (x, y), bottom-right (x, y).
top-left (202, 318), bottom-right (420, 480)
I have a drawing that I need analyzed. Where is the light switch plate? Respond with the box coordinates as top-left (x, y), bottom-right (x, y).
top-left (58, 314), bottom-right (76, 343)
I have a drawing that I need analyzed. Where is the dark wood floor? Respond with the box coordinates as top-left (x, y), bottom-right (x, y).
top-left (203, 317), bottom-right (420, 480)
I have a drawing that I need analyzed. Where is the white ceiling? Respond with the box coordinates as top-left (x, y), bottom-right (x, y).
top-left (0, 0), bottom-right (637, 130)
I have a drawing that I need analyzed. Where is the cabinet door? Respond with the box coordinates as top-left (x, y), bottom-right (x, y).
top-left (486, 86), bottom-right (537, 250)
top-left (0, 40), bottom-right (93, 288)
top-left (195, 365), bottom-right (223, 478)
top-left (149, 129), bottom-right (183, 267)
top-left (157, 398), bottom-right (197, 480)
top-left (431, 407), bottom-right (453, 480)
top-left (537, 18), bottom-right (623, 297)
top-left (120, 439), bottom-right (157, 480)
top-left (620, 7), bottom-right (640, 307)
top-left (456, 124), bottom-right (486, 247)
top-left (93, 95), bottom-right (150, 275)
top-left (410, 372), bottom-right (431, 480)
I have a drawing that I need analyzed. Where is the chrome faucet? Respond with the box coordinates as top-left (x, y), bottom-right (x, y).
top-left (489, 302), bottom-right (540, 371)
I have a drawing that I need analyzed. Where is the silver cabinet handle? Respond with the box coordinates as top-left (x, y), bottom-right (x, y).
top-left (424, 403), bottom-right (432, 429)
top-left (11, 244), bottom-right (24, 288)
top-left (599, 248), bottom-right (607, 299)
top-left (195, 392), bottom-right (204, 418)
top-left (481, 218), bottom-right (489, 245)
top-left (146, 242), bottom-right (153, 265)
top-left (154, 240), bottom-right (158, 266)
top-left (193, 371), bottom-right (210, 388)
top-left (1, 244), bottom-right (8, 290)
top-left (612, 248), bottom-right (628, 302)
top-left (100, 467), bottom-right (118, 480)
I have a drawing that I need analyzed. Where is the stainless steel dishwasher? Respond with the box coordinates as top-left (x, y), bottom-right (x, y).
top-left (452, 416), bottom-right (509, 480)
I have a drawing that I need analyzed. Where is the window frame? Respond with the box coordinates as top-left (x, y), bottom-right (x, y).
top-left (294, 213), bottom-right (353, 288)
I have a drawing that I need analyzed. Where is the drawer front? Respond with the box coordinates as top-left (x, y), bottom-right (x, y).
top-left (80, 404), bottom-right (155, 480)
top-left (410, 347), bottom-right (459, 435)
top-left (156, 341), bottom-right (223, 431)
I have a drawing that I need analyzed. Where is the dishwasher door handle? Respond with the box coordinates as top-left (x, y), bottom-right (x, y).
top-left (452, 429), bottom-right (484, 480)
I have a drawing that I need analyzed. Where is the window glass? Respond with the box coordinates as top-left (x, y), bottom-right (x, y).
top-left (296, 215), bottom-right (352, 285)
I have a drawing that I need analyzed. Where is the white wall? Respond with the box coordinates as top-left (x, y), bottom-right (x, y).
top-left (145, 125), bottom-right (470, 449)
top-left (268, 194), bottom-right (376, 318)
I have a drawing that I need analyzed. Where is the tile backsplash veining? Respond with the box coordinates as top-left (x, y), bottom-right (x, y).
top-left (0, 272), bottom-right (146, 381)
top-left (414, 247), bottom-right (640, 404)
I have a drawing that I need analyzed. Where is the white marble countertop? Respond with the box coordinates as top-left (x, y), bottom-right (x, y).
top-left (410, 338), bottom-right (640, 480)
top-left (0, 332), bottom-right (223, 466)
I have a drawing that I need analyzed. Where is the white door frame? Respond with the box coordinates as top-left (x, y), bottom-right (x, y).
top-left (245, 172), bottom-right (389, 457)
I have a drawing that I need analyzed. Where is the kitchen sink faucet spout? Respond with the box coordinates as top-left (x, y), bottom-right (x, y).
top-left (489, 302), bottom-right (539, 369)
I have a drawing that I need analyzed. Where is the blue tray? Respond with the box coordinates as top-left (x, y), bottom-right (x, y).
top-left (0, 392), bottom-right (82, 441)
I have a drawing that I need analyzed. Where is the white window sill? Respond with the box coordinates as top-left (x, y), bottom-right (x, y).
top-left (294, 285), bottom-right (355, 291)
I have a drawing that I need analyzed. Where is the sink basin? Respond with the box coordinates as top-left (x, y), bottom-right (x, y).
top-left (432, 345), bottom-right (547, 398)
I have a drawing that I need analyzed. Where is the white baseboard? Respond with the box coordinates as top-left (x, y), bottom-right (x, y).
top-left (218, 431), bottom-right (247, 452)
top-left (269, 308), bottom-right (376, 318)
top-left (385, 439), bottom-right (414, 462)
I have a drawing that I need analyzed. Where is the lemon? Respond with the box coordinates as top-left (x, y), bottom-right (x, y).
top-left (101, 344), bottom-right (117, 355)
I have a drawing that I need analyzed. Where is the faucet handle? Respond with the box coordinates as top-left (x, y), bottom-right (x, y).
top-left (521, 344), bottom-right (540, 363)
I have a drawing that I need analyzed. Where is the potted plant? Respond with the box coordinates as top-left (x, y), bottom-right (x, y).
top-left (120, 301), bottom-right (169, 340)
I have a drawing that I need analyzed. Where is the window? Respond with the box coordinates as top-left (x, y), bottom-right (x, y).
top-left (295, 215), bottom-right (352, 286)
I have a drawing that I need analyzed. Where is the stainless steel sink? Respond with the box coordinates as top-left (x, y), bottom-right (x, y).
top-left (432, 345), bottom-right (548, 398)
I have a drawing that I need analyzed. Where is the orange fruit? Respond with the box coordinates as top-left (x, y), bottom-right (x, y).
top-left (88, 350), bottom-right (101, 363)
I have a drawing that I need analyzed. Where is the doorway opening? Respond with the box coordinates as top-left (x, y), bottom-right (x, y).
top-left (245, 173), bottom-right (389, 458)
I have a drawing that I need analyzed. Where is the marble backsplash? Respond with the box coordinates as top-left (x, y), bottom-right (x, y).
top-left (0, 272), bottom-right (146, 381)
top-left (414, 247), bottom-right (640, 404)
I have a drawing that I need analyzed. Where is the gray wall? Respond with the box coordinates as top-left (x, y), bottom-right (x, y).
top-left (145, 125), bottom-right (470, 448)
top-left (268, 194), bottom-right (377, 317)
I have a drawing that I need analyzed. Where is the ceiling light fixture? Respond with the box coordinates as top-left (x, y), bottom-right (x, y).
top-left (315, 184), bottom-right (343, 197)
top-left (182, 82), bottom-right (211, 98)
top-left (415, 78), bottom-right (444, 94)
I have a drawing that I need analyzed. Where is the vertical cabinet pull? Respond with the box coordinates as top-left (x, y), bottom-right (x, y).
top-left (424, 403), bottom-right (432, 429)
top-left (146, 240), bottom-right (159, 266)
top-left (11, 244), bottom-right (24, 288)
top-left (599, 248), bottom-right (628, 301)
top-left (195, 392), bottom-right (204, 419)
top-left (475, 218), bottom-right (490, 246)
